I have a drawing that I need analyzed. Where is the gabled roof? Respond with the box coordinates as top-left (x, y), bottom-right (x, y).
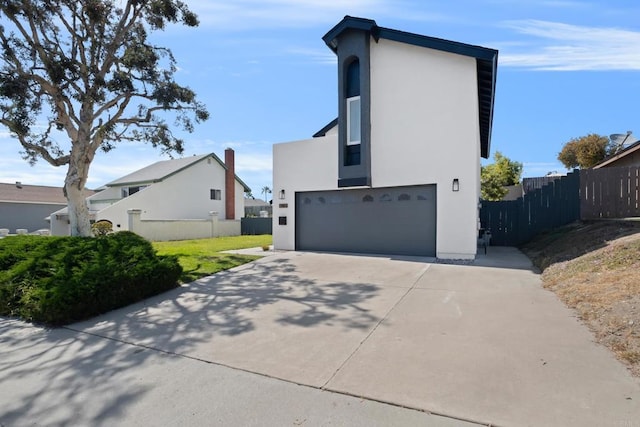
top-left (0, 182), bottom-right (94, 204)
top-left (106, 153), bottom-right (251, 192)
top-left (593, 140), bottom-right (640, 169)
top-left (313, 118), bottom-right (338, 138)
top-left (322, 16), bottom-right (498, 159)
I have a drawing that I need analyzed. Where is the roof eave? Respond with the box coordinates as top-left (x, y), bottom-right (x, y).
top-left (322, 16), bottom-right (378, 52)
top-left (322, 15), bottom-right (498, 160)
top-left (312, 118), bottom-right (339, 138)
top-left (593, 141), bottom-right (640, 169)
top-left (479, 52), bottom-right (498, 159)
top-left (106, 179), bottom-right (161, 188)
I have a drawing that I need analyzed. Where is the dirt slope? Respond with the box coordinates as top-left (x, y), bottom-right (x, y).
top-left (521, 220), bottom-right (640, 376)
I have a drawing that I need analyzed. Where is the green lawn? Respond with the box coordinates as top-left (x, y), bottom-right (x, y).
top-left (153, 235), bottom-right (272, 283)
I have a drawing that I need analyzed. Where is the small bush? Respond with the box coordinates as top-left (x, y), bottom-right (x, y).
top-left (92, 220), bottom-right (113, 236)
top-left (0, 232), bottom-right (182, 326)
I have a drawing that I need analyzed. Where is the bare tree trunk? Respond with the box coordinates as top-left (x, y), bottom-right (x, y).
top-left (64, 142), bottom-right (94, 237)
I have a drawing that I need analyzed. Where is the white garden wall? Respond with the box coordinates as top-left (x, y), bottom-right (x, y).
top-left (127, 210), bottom-right (240, 241)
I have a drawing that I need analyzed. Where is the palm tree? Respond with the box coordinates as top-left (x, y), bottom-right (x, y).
top-left (261, 186), bottom-right (272, 202)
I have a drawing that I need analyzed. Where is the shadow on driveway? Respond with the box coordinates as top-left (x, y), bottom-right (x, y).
top-left (0, 319), bottom-right (155, 425)
top-left (1, 255), bottom-right (390, 425)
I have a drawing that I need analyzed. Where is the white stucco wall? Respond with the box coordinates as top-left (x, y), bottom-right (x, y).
top-left (273, 37), bottom-right (484, 259)
top-left (272, 135), bottom-right (338, 250)
top-left (51, 156), bottom-right (246, 236)
top-left (96, 158), bottom-right (245, 231)
top-left (369, 38), bottom-right (481, 259)
top-left (126, 210), bottom-right (241, 241)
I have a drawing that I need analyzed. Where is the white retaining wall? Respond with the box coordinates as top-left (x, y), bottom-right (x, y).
top-left (127, 209), bottom-right (240, 241)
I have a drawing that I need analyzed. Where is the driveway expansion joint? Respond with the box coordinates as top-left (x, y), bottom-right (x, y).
top-left (320, 264), bottom-right (432, 390)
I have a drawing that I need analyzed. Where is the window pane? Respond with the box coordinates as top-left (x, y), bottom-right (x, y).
top-left (348, 97), bottom-right (361, 144)
top-left (346, 59), bottom-right (360, 98)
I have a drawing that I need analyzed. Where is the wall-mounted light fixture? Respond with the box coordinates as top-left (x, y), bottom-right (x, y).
top-left (279, 189), bottom-right (286, 200)
top-left (452, 178), bottom-right (460, 192)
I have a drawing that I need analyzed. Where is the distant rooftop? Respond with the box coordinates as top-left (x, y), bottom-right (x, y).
top-left (107, 154), bottom-right (211, 186)
top-left (106, 153), bottom-right (251, 192)
top-left (245, 198), bottom-right (271, 207)
top-left (593, 140), bottom-right (640, 169)
top-left (0, 182), bottom-right (95, 204)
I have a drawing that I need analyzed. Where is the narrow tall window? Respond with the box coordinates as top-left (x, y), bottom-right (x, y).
top-left (347, 97), bottom-right (361, 145)
top-left (345, 59), bottom-right (361, 165)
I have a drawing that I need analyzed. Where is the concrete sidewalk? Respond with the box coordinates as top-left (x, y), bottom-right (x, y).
top-left (0, 319), bottom-right (466, 426)
top-left (2, 248), bottom-right (640, 426)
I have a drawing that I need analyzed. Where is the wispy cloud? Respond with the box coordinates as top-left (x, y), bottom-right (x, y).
top-left (488, 0), bottom-right (588, 7)
top-left (499, 20), bottom-right (640, 71)
top-left (287, 47), bottom-right (336, 65)
top-left (187, 0), bottom-right (449, 31)
top-left (0, 157), bottom-right (67, 187)
top-left (188, 0), bottom-right (388, 30)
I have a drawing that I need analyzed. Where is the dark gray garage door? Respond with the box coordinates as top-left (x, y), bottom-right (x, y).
top-left (296, 185), bottom-right (436, 256)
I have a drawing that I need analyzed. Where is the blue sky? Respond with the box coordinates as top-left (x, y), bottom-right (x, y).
top-left (1, 0), bottom-right (640, 196)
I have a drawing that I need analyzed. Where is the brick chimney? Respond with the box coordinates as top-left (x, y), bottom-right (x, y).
top-left (224, 148), bottom-right (235, 220)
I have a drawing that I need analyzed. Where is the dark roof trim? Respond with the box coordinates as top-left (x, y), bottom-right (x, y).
top-left (376, 27), bottom-right (498, 61)
top-left (323, 16), bottom-right (377, 50)
top-left (323, 16), bottom-right (498, 159)
top-left (205, 152), bottom-right (252, 193)
top-left (312, 118), bottom-right (338, 138)
top-left (593, 140), bottom-right (640, 169)
top-left (323, 16), bottom-right (498, 63)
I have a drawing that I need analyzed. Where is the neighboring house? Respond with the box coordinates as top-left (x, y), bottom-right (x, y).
top-left (50, 149), bottom-right (250, 239)
top-left (273, 16), bottom-right (498, 259)
top-left (245, 198), bottom-right (272, 217)
top-left (0, 182), bottom-right (94, 233)
top-left (522, 172), bottom-right (565, 194)
top-left (593, 140), bottom-right (640, 169)
top-left (502, 184), bottom-right (524, 201)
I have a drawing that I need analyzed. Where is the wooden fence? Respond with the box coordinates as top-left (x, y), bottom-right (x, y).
top-left (580, 166), bottom-right (640, 219)
top-left (480, 171), bottom-right (580, 246)
top-left (522, 176), bottom-right (562, 193)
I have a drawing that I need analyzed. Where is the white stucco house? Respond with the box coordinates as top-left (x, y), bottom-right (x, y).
top-left (51, 149), bottom-right (250, 240)
top-left (272, 16), bottom-right (498, 259)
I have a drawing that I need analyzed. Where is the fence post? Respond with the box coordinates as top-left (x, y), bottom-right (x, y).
top-left (127, 209), bottom-right (142, 233)
top-left (209, 211), bottom-right (219, 237)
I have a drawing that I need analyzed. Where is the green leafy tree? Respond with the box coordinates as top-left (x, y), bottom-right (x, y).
top-left (0, 0), bottom-right (208, 236)
top-left (481, 151), bottom-right (523, 201)
top-left (557, 134), bottom-right (613, 169)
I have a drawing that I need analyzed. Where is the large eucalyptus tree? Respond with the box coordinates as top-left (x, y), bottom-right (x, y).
top-left (0, 0), bottom-right (208, 235)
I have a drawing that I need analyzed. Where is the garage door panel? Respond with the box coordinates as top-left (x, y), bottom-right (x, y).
top-left (296, 185), bottom-right (436, 257)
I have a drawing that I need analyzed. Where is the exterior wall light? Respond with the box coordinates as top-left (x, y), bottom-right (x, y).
top-left (279, 189), bottom-right (286, 199)
top-left (452, 179), bottom-right (460, 192)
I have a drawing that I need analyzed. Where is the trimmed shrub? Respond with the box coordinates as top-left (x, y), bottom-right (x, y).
top-left (0, 232), bottom-right (182, 326)
top-left (91, 219), bottom-right (113, 236)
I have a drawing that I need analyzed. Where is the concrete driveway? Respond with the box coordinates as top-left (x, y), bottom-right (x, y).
top-left (2, 248), bottom-right (640, 426)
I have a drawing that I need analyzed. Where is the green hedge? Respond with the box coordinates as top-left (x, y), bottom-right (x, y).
top-left (0, 231), bottom-right (182, 326)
